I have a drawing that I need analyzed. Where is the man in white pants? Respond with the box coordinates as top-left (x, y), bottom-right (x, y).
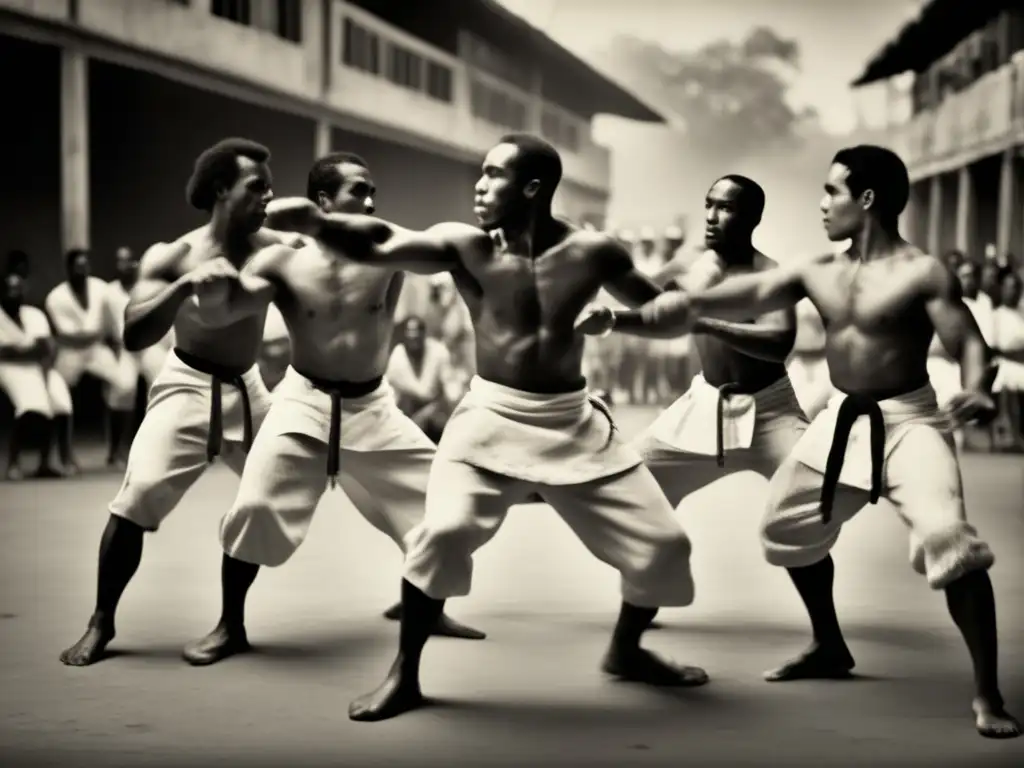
top-left (102, 246), bottom-right (175, 467)
top-left (185, 151), bottom-right (484, 667)
top-left (45, 248), bottom-right (136, 473)
top-left (0, 273), bottom-right (70, 479)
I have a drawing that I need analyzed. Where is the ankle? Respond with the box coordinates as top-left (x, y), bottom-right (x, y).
top-left (88, 612), bottom-right (115, 632)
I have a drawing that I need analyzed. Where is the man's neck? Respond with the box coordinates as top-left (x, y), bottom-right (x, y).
top-left (68, 276), bottom-right (87, 292)
top-left (209, 212), bottom-right (253, 265)
top-left (715, 240), bottom-right (756, 268)
top-left (119, 276), bottom-right (136, 290)
top-left (849, 221), bottom-right (904, 262)
top-left (494, 209), bottom-right (556, 258)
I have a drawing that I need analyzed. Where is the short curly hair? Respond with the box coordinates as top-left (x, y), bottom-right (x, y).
top-left (185, 138), bottom-right (271, 212)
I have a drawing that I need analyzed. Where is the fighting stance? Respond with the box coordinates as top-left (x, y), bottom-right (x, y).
top-left (0, 272), bottom-right (70, 478)
top-left (597, 175), bottom-right (808, 527)
top-left (183, 153), bottom-right (482, 667)
top-left (60, 138), bottom-right (286, 667)
top-left (580, 145), bottom-right (1018, 738)
top-left (45, 249), bottom-right (137, 473)
top-left (102, 246), bottom-right (176, 466)
top-left (268, 133), bottom-right (705, 723)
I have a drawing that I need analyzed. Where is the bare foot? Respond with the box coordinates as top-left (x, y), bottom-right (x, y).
top-left (764, 643), bottom-right (855, 682)
top-left (433, 614), bottom-right (486, 640)
top-left (182, 624), bottom-right (251, 666)
top-left (6, 466), bottom-right (24, 481)
top-left (60, 622), bottom-right (116, 667)
top-left (33, 465), bottom-right (64, 479)
top-left (383, 604), bottom-right (486, 640)
top-left (62, 462), bottom-right (80, 477)
top-left (602, 647), bottom-right (709, 687)
top-left (349, 669), bottom-right (424, 722)
top-left (974, 697), bottom-right (1021, 739)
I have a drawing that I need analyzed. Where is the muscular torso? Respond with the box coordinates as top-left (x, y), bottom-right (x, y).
top-left (694, 253), bottom-right (790, 393)
top-left (453, 230), bottom-right (608, 394)
top-left (166, 228), bottom-right (269, 370)
top-left (260, 241), bottom-right (403, 382)
top-left (804, 248), bottom-right (933, 398)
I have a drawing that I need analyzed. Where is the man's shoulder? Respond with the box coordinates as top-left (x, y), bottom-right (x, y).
top-left (20, 304), bottom-right (47, 324)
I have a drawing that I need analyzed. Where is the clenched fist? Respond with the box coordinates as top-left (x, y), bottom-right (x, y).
top-left (265, 198), bottom-right (323, 235)
top-left (186, 257), bottom-right (239, 322)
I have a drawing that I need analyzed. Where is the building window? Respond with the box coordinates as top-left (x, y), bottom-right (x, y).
top-left (470, 78), bottom-right (528, 131)
top-left (426, 61), bottom-right (453, 103)
top-left (460, 32), bottom-right (533, 92)
top-left (388, 44), bottom-right (423, 91)
top-left (541, 109), bottom-right (581, 152)
top-left (276, 0), bottom-right (302, 43)
top-left (212, 0), bottom-right (251, 26)
top-left (343, 18), bottom-right (380, 75)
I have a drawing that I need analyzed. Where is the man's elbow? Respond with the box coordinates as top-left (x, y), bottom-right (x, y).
top-left (122, 322), bottom-right (150, 352)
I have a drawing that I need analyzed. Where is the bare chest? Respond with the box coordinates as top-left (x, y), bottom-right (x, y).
top-left (469, 247), bottom-right (601, 328)
top-left (807, 263), bottom-right (923, 332)
top-left (282, 258), bottom-right (394, 323)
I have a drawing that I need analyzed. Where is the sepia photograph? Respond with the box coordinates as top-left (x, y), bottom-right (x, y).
top-left (0, 0), bottom-right (1022, 765)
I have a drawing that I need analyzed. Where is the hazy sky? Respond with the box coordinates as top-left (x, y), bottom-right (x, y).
top-left (500, 0), bottom-right (923, 133)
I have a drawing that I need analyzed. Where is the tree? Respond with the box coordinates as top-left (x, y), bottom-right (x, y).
top-left (599, 26), bottom-right (815, 154)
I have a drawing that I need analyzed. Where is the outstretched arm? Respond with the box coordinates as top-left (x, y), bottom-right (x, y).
top-left (123, 241), bottom-right (193, 351)
top-left (925, 260), bottom-right (995, 393)
top-left (694, 308), bottom-right (797, 363)
top-left (602, 256), bottom-right (809, 340)
top-left (265, 198), bottom-right (467, 275)
top-left (211, 245), bottom-right (288, 324)
top-left (599, 238), bottom-right (662, 308)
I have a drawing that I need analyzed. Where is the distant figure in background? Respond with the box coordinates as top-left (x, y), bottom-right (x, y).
top-left (0, 273), bottom-right (69, 479)
top-left (102, 246), bottom-right (174, 467)
top-left (943, 249), bottom-right (965, 276)
top-left (258, 302), bottom-right (291, 391)
top-left (991, 272), bottom-right (1024, 447)
top-left (633, 227), bottom-right (671, 403)
top-left (787, 297), bottom-right (832, 418)
top-left (424, 272), bottom-right (474, 395)
top-left (980, 259), bottom-right (1004, 309)
top-left (929, 260), bottom-right (995, 415)
top-left (45, 249), bottom-right (136, 473)
top-left (387, 316), bottom-right (453, 444)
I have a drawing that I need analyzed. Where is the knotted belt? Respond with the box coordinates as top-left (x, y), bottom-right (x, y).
top-left (174, 348), bottom-right (253, 463)
top-left (819, 394), bottom-right (885, 524)
top-left (715, 382), bottom-right (742, 467)
top-left (295, 370), bottom-right (382, 487)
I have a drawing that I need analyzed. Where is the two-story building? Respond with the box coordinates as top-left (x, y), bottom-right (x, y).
top-left (0, 0), bottom-right (663, 304)
top-left (853, 0), bottom-right (1024, 263)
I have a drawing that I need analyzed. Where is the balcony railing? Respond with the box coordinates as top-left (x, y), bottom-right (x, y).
top-left (327, 2), bottom-right (610, 192)
top-left (894, 58), bottom-right (1024, 178)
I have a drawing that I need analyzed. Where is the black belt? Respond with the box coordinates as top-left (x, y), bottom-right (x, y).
top-left (820, 394), bottom-right (884, 524)
top-left (715, 382), bottom-right (741, 467)
top-left (174, 348), bottom-right (254, 464)
top-left (296, 370), bottom-right (382, 486)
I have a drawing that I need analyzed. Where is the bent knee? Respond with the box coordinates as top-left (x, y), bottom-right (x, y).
top-left (911, 521), bottom-right (995, 590)
top-left (220, 500), bottom-right (305, 568)
top-left (760, 505), bottom-right (839, 570)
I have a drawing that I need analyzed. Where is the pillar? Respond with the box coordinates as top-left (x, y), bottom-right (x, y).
top-left (60, 46), bottom-right (89, 253)
top-left (926, 174), bottom-right (942, 256)
top-left (954, 165), bottom-right (975, 255)
top-left (996, 148), bottom-right (1019, 259)
top-left (314, 120), bottom-right (332, 159)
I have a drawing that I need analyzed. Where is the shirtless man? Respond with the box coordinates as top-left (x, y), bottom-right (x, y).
top-left (593, 174), bottom-right (808, 554)
top-left (267, 133), bottom-right (705, 722)
top-left (579, 145), bottom-right (1018, 738)
top-left (182, 152), bottom-right (482, 666)
top-left (60, 138), bottom-right (291, 666)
